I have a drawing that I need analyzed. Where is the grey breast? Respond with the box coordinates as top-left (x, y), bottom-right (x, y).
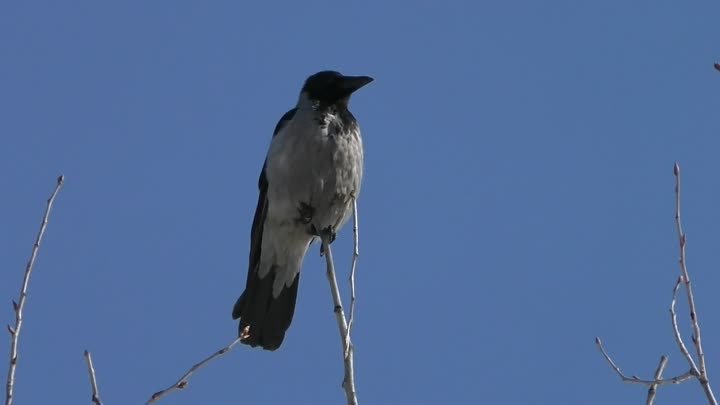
top-left (312, 111), bottom-right (364, 233)
top-left (269, 108), bottom-right (363, 235)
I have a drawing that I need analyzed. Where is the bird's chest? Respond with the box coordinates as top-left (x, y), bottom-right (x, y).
top-left (266, 114), bottom-right (363, 207)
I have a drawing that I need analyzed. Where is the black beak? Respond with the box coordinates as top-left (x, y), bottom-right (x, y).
top-left (341, 75), bottom-right (374, 95)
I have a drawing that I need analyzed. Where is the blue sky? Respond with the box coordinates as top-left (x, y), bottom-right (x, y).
top-left (2, 1), bottom-right (720, 404)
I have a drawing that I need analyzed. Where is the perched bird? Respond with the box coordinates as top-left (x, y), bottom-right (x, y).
top-left (232, 70), bottom-right (373, 350)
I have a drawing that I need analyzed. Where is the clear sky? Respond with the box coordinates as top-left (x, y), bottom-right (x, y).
top-left (2, 1), bottom-right (720, 404)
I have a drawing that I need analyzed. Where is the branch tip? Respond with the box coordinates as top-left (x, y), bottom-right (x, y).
top-left (145, 337), bottom-right (242, 404)
top-left (5, 177), bottom-right (64, 405)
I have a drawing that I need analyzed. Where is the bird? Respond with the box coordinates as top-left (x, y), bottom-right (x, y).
top-left (232, 70), bottom-right (373, 351)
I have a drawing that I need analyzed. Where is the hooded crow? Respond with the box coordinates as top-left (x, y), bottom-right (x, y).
top-left (232, 70), bottom-right (373, 350)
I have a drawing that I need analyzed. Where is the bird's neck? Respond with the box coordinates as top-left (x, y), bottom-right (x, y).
top-left (296, 92), bottom-right (350, 115)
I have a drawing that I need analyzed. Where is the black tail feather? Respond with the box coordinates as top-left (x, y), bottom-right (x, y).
top-left (232, 267), bottom-right (300, 351)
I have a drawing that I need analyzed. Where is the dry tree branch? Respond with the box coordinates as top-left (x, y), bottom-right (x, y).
top-left (596, 163), bottom-right (717, 405)
top-left (673, 162), bottom-right (717, 404)
top-left (345, 198), bottom-right (359, 358)
top-left (147, 200), bottom-right (361, 404)
top-left (595, 337), bottom-right (694, 386)
top-left (321, 230), bottom-right (358, 405)
top-left (83, 350), bottom-right (103, 405)
top-left (647, 355), bottom-right (668, 405)
top-left (146, 337), bottom-right (242, 404)
top-left (5, 175), bottom-right (64, 405)
top-left (670, 277), bottom-right (698, 373)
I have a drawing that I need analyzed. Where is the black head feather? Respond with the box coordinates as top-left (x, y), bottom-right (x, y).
top-left (301, 70), bottom-right (373, 104)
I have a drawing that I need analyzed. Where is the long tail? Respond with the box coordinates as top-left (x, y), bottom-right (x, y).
top-left (232, 265), bottom-right (300, 351)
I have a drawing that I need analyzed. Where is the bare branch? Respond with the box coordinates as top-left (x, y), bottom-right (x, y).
top-left (670, 277), bottom-right (699, 373)
top-left (345, 198), bottom-right (359, 358)
top-left (147, 201), bottom-right (361, 404)
top-left (5, 175), bottom-right (64, 405)
top-left (646, 355), bottom-right (668, 405)
top-left (673, 162), bottom-right (717, 405)
top-left (595, 337), bottom-right (693, 386)
top-left (597, 164), bottom-right (719, 404)
top-left (83, 350), bottom-right (103, 405)
top-left (673, 163), bottom-right (705, 372)
top-left (321, 232), bottom-right (358, 405)
top-left (146, 337), bottom-right (242, 404)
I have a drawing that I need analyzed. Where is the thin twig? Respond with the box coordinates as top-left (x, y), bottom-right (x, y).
top-left (596, 337), bottom-right (694, 386)
top-left (674, 163), bottom-right (705, 373)
top-left (83, 350), bottom-right (103, 405)
top-left (345, 198), bottom-right (359, 358)
top-left (146, 337), bottom-right (242, 404)
top-left (647, 355), bottom-right (668, 405)
top-left (670, 277), bottom-right (698, 373)
top-left (321, 233), bottom-right (358, 405)
top-left (673, 162), bottom-right (717, 405)
top-left (5, 175), bottom-right (64, 405)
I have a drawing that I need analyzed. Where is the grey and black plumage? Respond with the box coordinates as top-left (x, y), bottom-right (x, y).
top-left (232, 71), bottom-right (373, 351)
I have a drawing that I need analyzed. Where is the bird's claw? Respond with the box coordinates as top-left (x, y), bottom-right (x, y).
top-left (319, 226), bottom-right (336, 256)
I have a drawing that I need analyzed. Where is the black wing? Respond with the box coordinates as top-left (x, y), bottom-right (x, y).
top-left (232, 108), bottom-right (296, 319)
top-left (246, 108), bottom-right (297, 283)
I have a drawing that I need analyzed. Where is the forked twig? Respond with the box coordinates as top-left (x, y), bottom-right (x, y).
top-left (148, 200), bottom-right (362, 404)
top-left (83, 350), bottom-right (103, 405)
top-left (321, 232), bottom-right (358, 405)
top-left (5, 175), bottom-right (64, 405)
top-left (595, 337), bottom-right (693, 386)
top-left (146, 337), bottom-right (242, 404)
top-left (673, 162), bottom-right (717, 404)
top-left (596, 163), bottom-right (717, 405)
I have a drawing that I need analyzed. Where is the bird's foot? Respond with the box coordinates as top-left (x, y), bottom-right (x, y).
top-left (319, 226), bottom-right (336, 257)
